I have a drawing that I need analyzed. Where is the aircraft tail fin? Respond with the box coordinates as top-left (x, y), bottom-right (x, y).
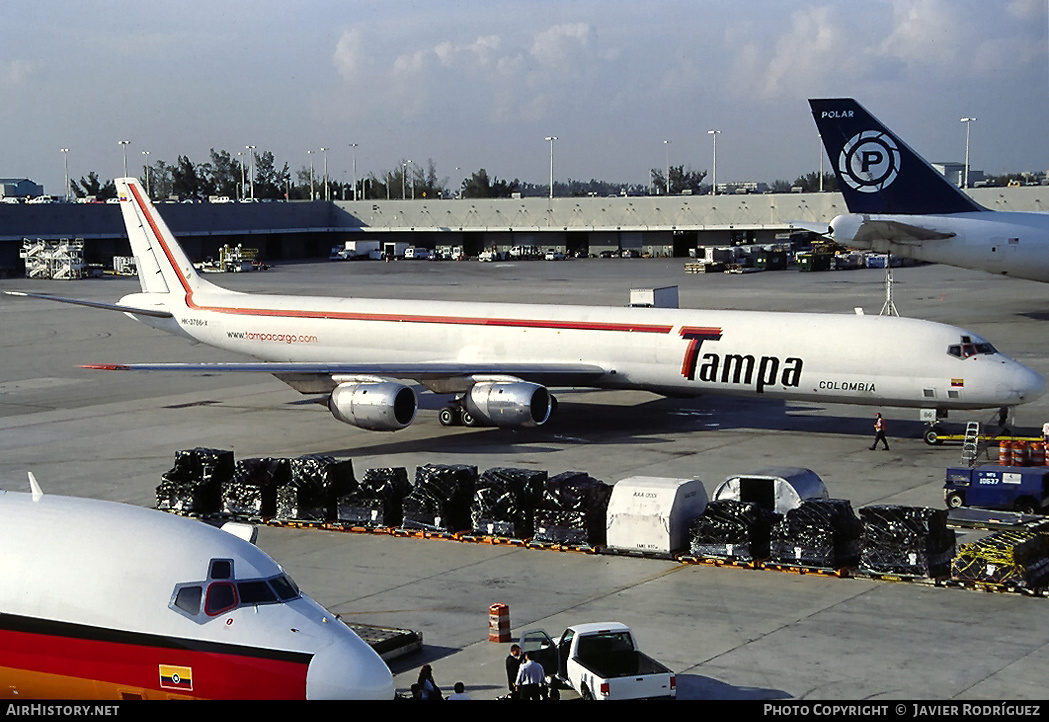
top-left (809, 98), bottom-right (984, 215)
top-left (116, 177), bottom-right (221, 301)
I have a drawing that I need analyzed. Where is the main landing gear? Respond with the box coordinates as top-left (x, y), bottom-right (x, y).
top-left (438, 403), bottom-right (481, 427)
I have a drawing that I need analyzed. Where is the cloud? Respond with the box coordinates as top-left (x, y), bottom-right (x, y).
top-left (0, 59), bottom-right (33, 86)
top-left (333, 28), bottom-right (367, 83)
top-left (529, 22), bottom-right (592, 67)
top-left (728, 6), bottom-right (864, 100)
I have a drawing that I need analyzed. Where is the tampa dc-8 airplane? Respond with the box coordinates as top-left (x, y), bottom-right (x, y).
top-left (7, 176), bottom-right (1045, 431)
top-left (810, 98), bottom-right (1049, 283)
top-left (0, 475), bottom-right (395, 699)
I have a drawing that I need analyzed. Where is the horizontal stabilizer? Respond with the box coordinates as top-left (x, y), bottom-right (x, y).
top-left (851, 219), bottom-right (956, 245)
top-left (4, 291), bottom-right (174, 318)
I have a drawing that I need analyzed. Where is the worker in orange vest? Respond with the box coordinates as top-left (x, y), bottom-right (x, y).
top-left (870, 413), bottom-right (889, 451)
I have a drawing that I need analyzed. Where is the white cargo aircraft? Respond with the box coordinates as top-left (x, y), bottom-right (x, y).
top-left (0, 474), bottom-right (394, 699)
top-left (810, 98), bottom-right (1049, 283)
top-left (6, 177), bottom-right (1045, 431)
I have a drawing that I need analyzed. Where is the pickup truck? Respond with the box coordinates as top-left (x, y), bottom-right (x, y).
top-left (520, 622), bottom-right (676, 700)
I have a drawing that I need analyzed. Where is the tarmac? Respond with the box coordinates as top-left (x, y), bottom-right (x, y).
top-left (3, 255), bottom-right (1049, 701)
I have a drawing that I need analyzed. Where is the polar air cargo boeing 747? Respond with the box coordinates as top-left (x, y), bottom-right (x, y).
top-left (810, 98), bottom-right (1049, 283)
top-left (6, 177), bottom-right (1045, 431)
top-left (0, 476), bottom-right (394, 699)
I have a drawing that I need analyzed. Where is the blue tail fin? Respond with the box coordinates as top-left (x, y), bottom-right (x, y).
top-left (809, 98), bottom-right (984, 215)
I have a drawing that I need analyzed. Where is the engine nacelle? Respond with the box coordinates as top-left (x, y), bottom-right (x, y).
top-left (328, 381), bottom-right (417, 431)
top-left (464, 382), bottom-right (552, 427)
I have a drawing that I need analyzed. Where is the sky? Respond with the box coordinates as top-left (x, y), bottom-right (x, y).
top-left (1, 0), bottom-right (1046, 196)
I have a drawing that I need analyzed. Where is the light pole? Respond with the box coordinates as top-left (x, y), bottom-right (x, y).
top-left (349, 143), bottom-right (358, 200)
top-left (307, 150), bottom-right (315, 200)
top-left (245, 146), bottom-right (256, 200)
top-left (60, 148), bottom-right (69, 202)
top-left (545, 136), bottom-right (557, 199)
top-left (141, 151), bottom-right (150, 198)
top-left (663, 139), bottom-right (671, 195)
top-left (118, 140), bottom-right (130, 177)
top-left (960, 117), bottom-right (976, 189)
top-left (320, 147), bottom-right (328, 201)
top-left (707, 129), bottom-right (721, 195)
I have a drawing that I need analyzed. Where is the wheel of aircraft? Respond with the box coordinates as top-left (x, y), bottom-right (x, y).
top-left (438, 406), bottom-right (459, 426)
top-left (923, 427), bottom-right (944, 446)
top-left (460, 408), bottom-right (482, 427)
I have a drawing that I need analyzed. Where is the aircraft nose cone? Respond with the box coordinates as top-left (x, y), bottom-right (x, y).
top-left (1015, 364), bottom-right (1047, 403)
top-left (305, 631), bottom-right (394, 700)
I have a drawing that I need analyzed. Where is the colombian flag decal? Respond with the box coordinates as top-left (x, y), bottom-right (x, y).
top-left (160, 664), bottom-right (194, 691)
top-left (951, 378), bottom-right (965, 388)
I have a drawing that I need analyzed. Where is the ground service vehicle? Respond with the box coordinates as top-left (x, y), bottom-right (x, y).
top-left (520, 622), bottom-right (675, 700)
top-left (944, 465), bottom-right (1049, 515)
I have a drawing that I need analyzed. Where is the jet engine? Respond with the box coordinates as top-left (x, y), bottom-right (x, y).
top-left (463, 381), bottom-right (552, 427)
top-left (328, 381), bottom-right (417, 431)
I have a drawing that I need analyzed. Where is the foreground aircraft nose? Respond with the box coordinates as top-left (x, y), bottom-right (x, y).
top-left (305, 633), bottom-right (395, 700)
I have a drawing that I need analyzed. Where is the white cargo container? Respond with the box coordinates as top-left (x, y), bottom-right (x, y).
top-left (711, 467), bottom-right (828, 515)
top-left (605, 476), bottom-right (707, 555)
top-left (628, 286), bottom-right (678, 308)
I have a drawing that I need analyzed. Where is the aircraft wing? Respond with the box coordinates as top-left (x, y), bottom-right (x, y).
top-left (3, 291), bottom-right (174, 319)
top-left (82, 361), bottom-right (609, 394)
top-left (850, 219), bottom-right (956, 245)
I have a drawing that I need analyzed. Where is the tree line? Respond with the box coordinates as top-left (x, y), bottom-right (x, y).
top-left (64, 151), bottom-right (857, 203)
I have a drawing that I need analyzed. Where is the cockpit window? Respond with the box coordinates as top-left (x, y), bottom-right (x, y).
top-left (238, 580), bottom-right (278, 605)
top-left (270, 574), bottom-right (299, 600)
top-left (171, 571), bottom-right (301, 622)
top-left (209, 559), bottom-right (233, 580)
top-left (948, 341), bottom-right (996, 359)
top-left (174, 585), bottom-right (202, 615)
top-left (205, 582), bottom-right (238, 616)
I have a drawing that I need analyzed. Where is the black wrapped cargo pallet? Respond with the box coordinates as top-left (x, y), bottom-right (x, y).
top-left (469, 467), bottom-right (548, 540)
top-left (156, 447), bottom-right (234, 515)
top-left (949, 529), bottom-right (1049, 591)
top-left (688, 499), bottom-right (779, 564)
top-left (402, 464), bottom-right (477, 534)
top-left (858, 504), bottom-right (955, 579)
top-left (769, 498), bottom-right (862, 571)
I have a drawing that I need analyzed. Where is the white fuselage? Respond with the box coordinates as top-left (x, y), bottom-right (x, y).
top-left (832, 211), bottom-right (1049, 283)
top-left (120, 286), bottom-right (1044, 412)
top-left (0, 491), bottom-right (394, 700)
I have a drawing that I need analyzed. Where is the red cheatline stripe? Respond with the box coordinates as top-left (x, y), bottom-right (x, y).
top-left (126, 181), bottom-right (675, 335)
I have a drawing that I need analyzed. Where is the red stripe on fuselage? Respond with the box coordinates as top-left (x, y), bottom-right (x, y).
top-left (125, 182), bottom-right (675, 336)
top-left (0, 625), bottom-right (309, 700)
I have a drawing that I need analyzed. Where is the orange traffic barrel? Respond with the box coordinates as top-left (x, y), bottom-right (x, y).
top-left (1031, 442), bottom-right (1046, 466)
top-left (488, 603), bottom-right (511, 643)
top-left (999, 440), bottom-right (1012, 465)
top-left (1012, 440), bottom-right (1028, 466)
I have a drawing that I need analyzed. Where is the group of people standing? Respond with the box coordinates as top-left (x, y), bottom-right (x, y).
top-left (406, 646), bottom-right (557, 701)
top-left (505, 643), bottom-right (558, 700)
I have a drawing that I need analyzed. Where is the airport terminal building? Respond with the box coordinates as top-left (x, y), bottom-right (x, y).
top-left (1, 186), bottom-right (1046, 272)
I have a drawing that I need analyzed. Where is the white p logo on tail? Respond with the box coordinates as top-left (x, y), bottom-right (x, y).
top-left (838, 130), bottom-right (901, 193)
